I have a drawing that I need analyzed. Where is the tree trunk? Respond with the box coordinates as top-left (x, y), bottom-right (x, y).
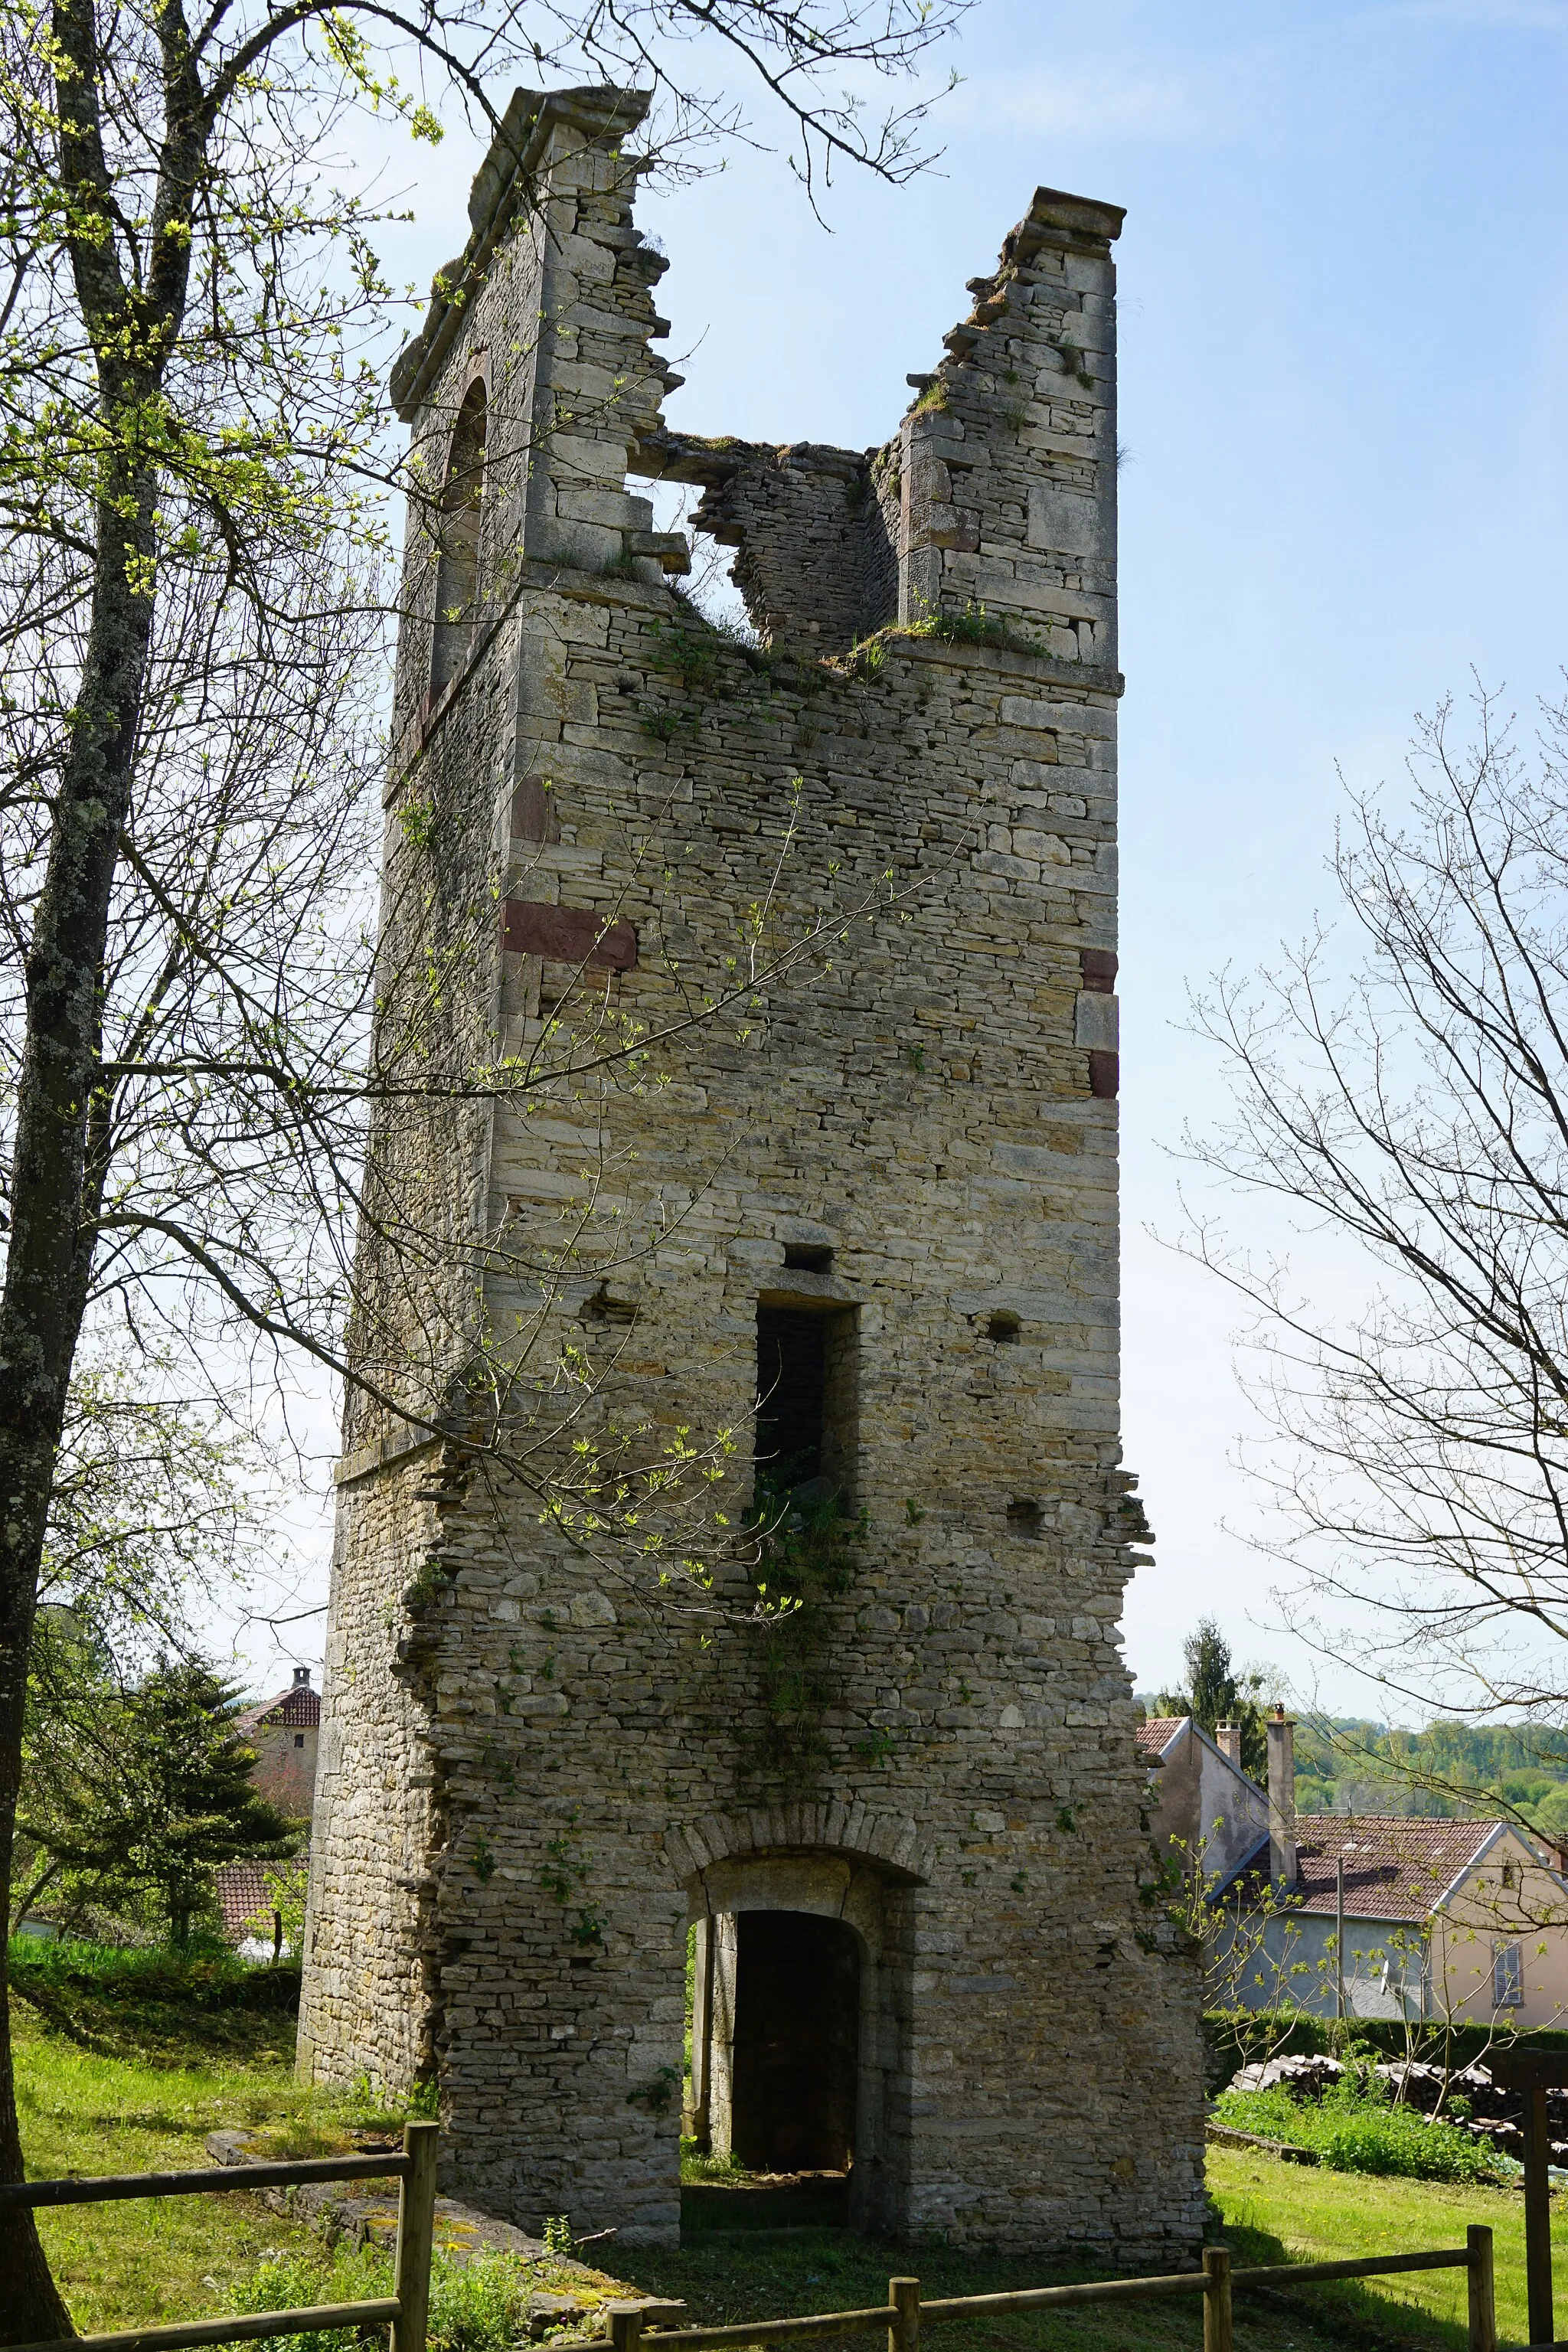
top-left (0, 459), bottom-right (156, 2340)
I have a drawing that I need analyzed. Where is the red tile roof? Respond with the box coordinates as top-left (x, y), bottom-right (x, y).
top-left (1136, 1716), bottom-right (1187, 1759)
top-left (1288, 1817), bottom-right (1499, 1920)
top-left (238, 1683), bottom-right (321, 1733)
top-left (214, 1861), bottom-right (284, 1939)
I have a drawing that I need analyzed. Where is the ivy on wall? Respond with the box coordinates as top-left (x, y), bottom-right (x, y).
top-left (739, 1483), bottom-right (865, 1794)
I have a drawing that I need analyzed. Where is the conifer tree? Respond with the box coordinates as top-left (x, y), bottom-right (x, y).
top-left (18, 1660), bottom-right (296, 1950)
top-left (1155, 1618), bottom-right (1271, 1779)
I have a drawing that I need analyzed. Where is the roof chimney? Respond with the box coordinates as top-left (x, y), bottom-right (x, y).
top-left (293, 1666), bottom-right (312, 1687)
top-left (1216, 1721), bottom-right (1243, 1767)
top-left (1266, 1705), bottom-right (1296, 1886)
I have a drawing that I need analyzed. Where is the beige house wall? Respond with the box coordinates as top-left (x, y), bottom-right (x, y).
top-left (1146, 1723), bottom-right (1267, 1890)
top-left (1431, 1829), bottom-right (1568, 2031)
top-left (249, 1719), bottom-right (318, 1820)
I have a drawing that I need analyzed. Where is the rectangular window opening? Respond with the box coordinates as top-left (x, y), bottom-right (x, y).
top-left (755, 1304), bottom-right (858, 1504)
top-left (782, 1243), bottom-right (835, 1273)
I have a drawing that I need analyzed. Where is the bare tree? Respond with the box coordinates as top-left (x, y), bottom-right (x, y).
top-left (1183, 684), bottom-right (1568, 1736)
top-left (0, 0), bottom-right (971, 2325)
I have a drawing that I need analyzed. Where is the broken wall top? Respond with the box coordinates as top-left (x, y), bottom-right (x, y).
top-left (390, 83), bottom-right (1125, 671)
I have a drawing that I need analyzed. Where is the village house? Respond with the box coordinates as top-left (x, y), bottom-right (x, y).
top-left (1137, 1713), bottom-right (1268, 1888)
top-left (237, 1667), bottom-right (320, 1820)
top-left (1146, 1707), bottom-right (1568, 2025)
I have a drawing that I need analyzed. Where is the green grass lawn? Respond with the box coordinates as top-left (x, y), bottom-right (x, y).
top-left (12, 1954), bottom-right (1560, 2350)
top-left (12, 1978), bottom-right (345, 2328)
top-left (1207, 2145), bottom-right (1544, 2347)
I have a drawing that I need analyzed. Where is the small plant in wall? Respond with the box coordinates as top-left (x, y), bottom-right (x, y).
top-left (541, 1811), bottom-right (606, 1947)
top-left (854, 1725), bottom-right (900, 1769)
top-left (627, 2065), bottom-right (681, 2114)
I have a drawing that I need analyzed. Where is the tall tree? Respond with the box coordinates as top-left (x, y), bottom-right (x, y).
top-left (1184, 688), bottom-right (1568, 1737)
top-left (19, 1658), bottom-right (296, 1949)
top-left (1154, 1617), bottom-right (1270, 1777)
top-left (0, 0), bottom-right (971, 2327)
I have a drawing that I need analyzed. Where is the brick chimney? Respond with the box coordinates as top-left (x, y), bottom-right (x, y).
top-left (293, 1666), bottom-right (312, 1687)
top-left (1215, 1721), bottom-right (1243, 1767)
top-left (1266, 1706), bottom-right (1297, 1886)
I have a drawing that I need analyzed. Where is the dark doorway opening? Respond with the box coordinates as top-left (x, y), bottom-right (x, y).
top-left (731, 1910), bottom-right (860, 2174)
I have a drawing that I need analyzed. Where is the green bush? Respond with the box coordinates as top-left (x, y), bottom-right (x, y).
top-left (1216, 2080), bottom-right (1501, 2184)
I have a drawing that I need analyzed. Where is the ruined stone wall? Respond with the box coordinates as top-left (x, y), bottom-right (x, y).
top-left (642, 434), bottom-right (896, 652)
top-left (300, 86), bottom-right (1204, 2262)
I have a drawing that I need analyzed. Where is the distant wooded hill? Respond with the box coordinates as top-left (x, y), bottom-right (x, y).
top-left (1293, 1718), bottom-right (1568, 1836)
top-left (1133, 1701), bottom-right (1568, 1838)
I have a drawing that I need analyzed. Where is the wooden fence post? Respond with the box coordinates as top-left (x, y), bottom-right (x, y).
top-left (391, 2121), bottom-right (440, 2352)
top-left (1468, 2223), bottom-right (1497, 2352)
top-left (1203, 2246), bottom-right (1233, 2352)
top-left (611, 2305), bottom-right (647, 2352)
top-left (888, 2276), bottom-right (920, 2352)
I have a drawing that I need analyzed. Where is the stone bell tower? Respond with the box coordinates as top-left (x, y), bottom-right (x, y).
top-left (298, 83), bottom-right (1204, 2256)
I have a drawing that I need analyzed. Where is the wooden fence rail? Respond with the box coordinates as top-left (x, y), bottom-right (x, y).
top-left (3, 2121), bottom-right (439, 2352)
top-left (2, 2147), bottom-right (1500, 2352)
top-left (577, 2226), bottom-right (1497, 2352)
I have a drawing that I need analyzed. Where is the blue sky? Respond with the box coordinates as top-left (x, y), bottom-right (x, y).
top-left (236, 2), bottom-right (1568, 1713)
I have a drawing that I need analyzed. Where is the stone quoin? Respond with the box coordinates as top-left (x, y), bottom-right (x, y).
top-left (297, 83), bottom-right (1205, 2256)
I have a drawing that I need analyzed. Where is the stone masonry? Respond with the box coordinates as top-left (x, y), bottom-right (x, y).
top-left (298, 83), bottom-right (1206, 2257)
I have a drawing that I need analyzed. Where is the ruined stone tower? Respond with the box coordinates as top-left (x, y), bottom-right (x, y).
top-left (299, 84), bottom-right (1204, 2256)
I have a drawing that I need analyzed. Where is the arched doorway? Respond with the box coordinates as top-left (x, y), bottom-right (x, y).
top-left (731, 1909), bottom-right (860, 2172)
top-left (684, 1845), bottom-right (915, 2234)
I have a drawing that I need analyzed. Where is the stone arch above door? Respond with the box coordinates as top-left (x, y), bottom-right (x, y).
top-left (688, 1851), bottom-right (889, 1961)
top-left (664, 1801), bottom-right (934, 1896)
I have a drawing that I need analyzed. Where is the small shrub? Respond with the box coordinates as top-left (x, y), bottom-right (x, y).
top-left (1216, 2079), bottom-right (1501, 2184)
top-left (231, 2246), bottom-right (545, 2352)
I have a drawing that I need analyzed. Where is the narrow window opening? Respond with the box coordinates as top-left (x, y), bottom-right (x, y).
top-left (783, 1243), bottom-right (834, 1273)
top-left (756, 1304), bottom-right (858, 1503)
top-left (1007, 1498), bottom-right (1043, 1540)
top-left (756, 1308), bottom-right (825, 1491)
top-left (431, 380), bottom-right (487, 695)
top-left (580, 1283), bottom-right (638, 1327)
top-left (293, 1733), bottom-right (305, 1749)
top-left (986, 1311), bottom-right (1021, 1344)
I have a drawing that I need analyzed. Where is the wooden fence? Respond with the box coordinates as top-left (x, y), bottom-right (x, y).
top-left (592, 2230), bottom-right (1498, 2352)
top-left (0, 2121), bottom-right (438, 2352)
top-left (0, 2135), bottom-right (1499, 2352)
